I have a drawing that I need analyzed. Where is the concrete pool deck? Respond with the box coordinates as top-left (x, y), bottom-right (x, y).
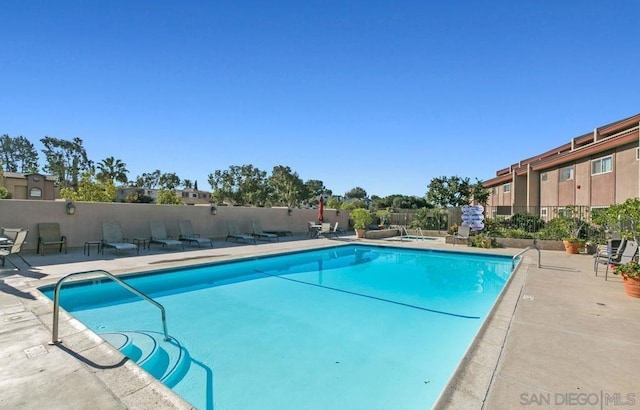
top-left (1, 235), bottom-right (638, 409)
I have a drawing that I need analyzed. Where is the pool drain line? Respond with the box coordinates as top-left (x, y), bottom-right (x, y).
top-left (254, 269), bottom-right (480, 320)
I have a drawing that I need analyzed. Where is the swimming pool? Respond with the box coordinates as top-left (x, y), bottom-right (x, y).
top-left (41, 244), bottom-right (515, 409)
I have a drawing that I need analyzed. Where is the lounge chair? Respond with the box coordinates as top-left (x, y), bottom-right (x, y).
top-left (453, 225), bottom-right (471, 245)
top-left (250, 219), bottom-right (279, 242)
top-left (225, 220), bottom-right (256, 244)
top-left (178, 220), bottom-right (213, 248)
top-left (149, 221), bottom-right (184, 250)
top-left (101, 221), bottom-right (139, 256)
top-left (0, 229), bottom-right (30, 269)
top-left (596, 240), bottom-right (639, 280)
top-left (37, 222), bottom-right (67, 255)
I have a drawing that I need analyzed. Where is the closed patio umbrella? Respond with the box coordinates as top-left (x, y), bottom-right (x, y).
top-left (318, 197), bottom-right (324, 222)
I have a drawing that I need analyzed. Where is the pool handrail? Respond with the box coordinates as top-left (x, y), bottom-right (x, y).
top-left (49, 269), bottom-right (170, 344)
top-left (512, 245), bottom-right (541, 270)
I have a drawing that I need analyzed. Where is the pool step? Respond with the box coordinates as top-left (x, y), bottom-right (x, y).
top-left (101, 330), bottom-right (190, 387)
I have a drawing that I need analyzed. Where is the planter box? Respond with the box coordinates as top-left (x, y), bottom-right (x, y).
top-left (495, 238), bottom-right (566, 251)
top-left (444, 236), bottom-right (567, 251)
top-left (364, 229), bottom-right (400, 239)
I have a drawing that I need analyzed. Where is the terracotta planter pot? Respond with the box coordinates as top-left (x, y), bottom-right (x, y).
top-left (355, 229), bottom-right (366, 239)
top-left (563, 240), bottom-right (582, 254)
top-left (622, 275), bottom-right (640, 298)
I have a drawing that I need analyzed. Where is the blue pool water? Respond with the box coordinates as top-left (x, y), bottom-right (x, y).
top-left (41, 245), bottom-right (514, 410)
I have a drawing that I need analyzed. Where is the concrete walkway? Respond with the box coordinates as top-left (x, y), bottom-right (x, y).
top-left (1, 236), bottom-right (638, 409)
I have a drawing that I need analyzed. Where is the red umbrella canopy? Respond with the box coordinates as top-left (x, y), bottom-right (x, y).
top-left (318, 197), bottom-right (324, 222)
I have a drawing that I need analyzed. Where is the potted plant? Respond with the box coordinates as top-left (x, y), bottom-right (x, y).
top-left (350, 208), bottom-right (373, 239)
top-left (376, 209), bottom-right (391, 229)
top-left (558, 206), bottom-right (587, 254)
top-left (613, 261), bottom-right (640, 298)
top-left (562, 236), bottom-right (586, 254)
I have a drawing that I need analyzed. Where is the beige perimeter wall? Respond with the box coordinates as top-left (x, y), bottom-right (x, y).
top-left (0, 200), bottom-right (349, 252)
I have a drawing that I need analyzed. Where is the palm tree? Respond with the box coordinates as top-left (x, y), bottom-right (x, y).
top-left (96, 156), bottom-right (129, 185)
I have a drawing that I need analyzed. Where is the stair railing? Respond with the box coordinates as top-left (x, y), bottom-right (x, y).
top-left (50, 269), bottom-right (170, 344)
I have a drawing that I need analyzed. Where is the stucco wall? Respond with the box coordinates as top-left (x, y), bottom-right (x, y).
top-left (0, 200), bottom-right (350, 251)
top-left (615, 143), bottom-right (639, 203)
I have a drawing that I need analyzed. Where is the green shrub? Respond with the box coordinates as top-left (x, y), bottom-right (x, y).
top-left (510, 213), bottom-right (545, 233)
top-left (470, 234), bottom-right (500, 248)
top-left (502, 229), bottom-right (535, 239)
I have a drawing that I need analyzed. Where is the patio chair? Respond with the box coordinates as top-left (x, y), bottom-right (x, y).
top-left (318, 222), bottom-right (338, 239)
top-left (101, 221), bottom-right (139, 256)
top-left (1, 227), bottom-right (23, 242)
top-left (596, 240), bottom-right (639, 280)
top-left (149, 221), bottom-right (184, 250)
top-left (453, 225), bottom-right (471, 245)
top-left (332, 221), bottom-right (346, 236)
top-left (225, 220), bottom-right (256, 244)
top-left (593, 239), bottom-right (626, 272)
top-left (178, 220), bottom-right (213, 248)
top-left (0, 229), bottom-right (30, 269)
top-left (306, 221), bottom-right (320, 238)
top-left (37, 222), bottom-right (67, 256)
top-left (250, 219), bottom-right (279, 242)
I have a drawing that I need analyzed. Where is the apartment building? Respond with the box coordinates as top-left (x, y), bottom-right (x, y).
top-left (116, 187), bottom-right (212, 205)
top-left (1, 172), bottom-right (58, 200)
top-left (483, 113), bottom-right (640, 216)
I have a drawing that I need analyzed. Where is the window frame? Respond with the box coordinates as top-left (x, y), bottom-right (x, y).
top-left (559, 166), bottom-right (574, 182)
top-left (29, 187), bottom-right (42, 198)
top-left (591, 155), bottom-right (613, 175)
top-left (503, 183), bottom-right (511, 193)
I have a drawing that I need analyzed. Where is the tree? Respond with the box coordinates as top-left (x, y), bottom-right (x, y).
top-left (345, 186), bottom-right (367, 200)
top-left (342, 200), bottom-right (367, 210)
top-left (0, 134), bottom-right (39, 173)
top-left (471, 179), bottom-right (490, 205)
top-left (304, 179), bottom-right (325, 205)
top-left (159, 172), bottom-right (181, 190)
top-left (59, 171), bottom-right (116, 202)
top-left (183, 179), bottom-right (193, 189)
top-left (426, 176), bottom-right (472, 208)
top-left (269, 165), bottom-right (305, 207)
top-left (96, 156), bottom-right (129, 185)
top-left (372, 194), bottom-right (428, 211)
top-left (326, 196), bottom-right (342, 209)
top-left (0, 187), bottom-right (11, 199)
top-left (208, 164), bottom-right (269, 206)
top-left (157, 189), bottom-right (183, 205)
top-left (133, 170), bottom-right (161, 189)
top-left (41, 136), bottom-right (92, 190)
top-left (124, 189), bottom-right (154, 203)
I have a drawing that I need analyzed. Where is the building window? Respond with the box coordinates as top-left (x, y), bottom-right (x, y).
top-left (636, 147), bottom-right (639, 160)
top-left (192, 193), bottom-right (197, 198)
top-left (540, 172), bottom-right (547, 182)
top-left (540, 208), bottom-right (548, 220)
top-left (591, 155), bottom-right (613, 175)
top-left (29, 187), bottom-right (42, 198)
top-left (503, 183), bottom-right (511, 193)
top-left (559, 166), bottom-right (574, 181)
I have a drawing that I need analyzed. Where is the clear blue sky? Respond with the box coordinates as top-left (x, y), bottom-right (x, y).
top-left (1, 1), bottom-right (638, 198)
